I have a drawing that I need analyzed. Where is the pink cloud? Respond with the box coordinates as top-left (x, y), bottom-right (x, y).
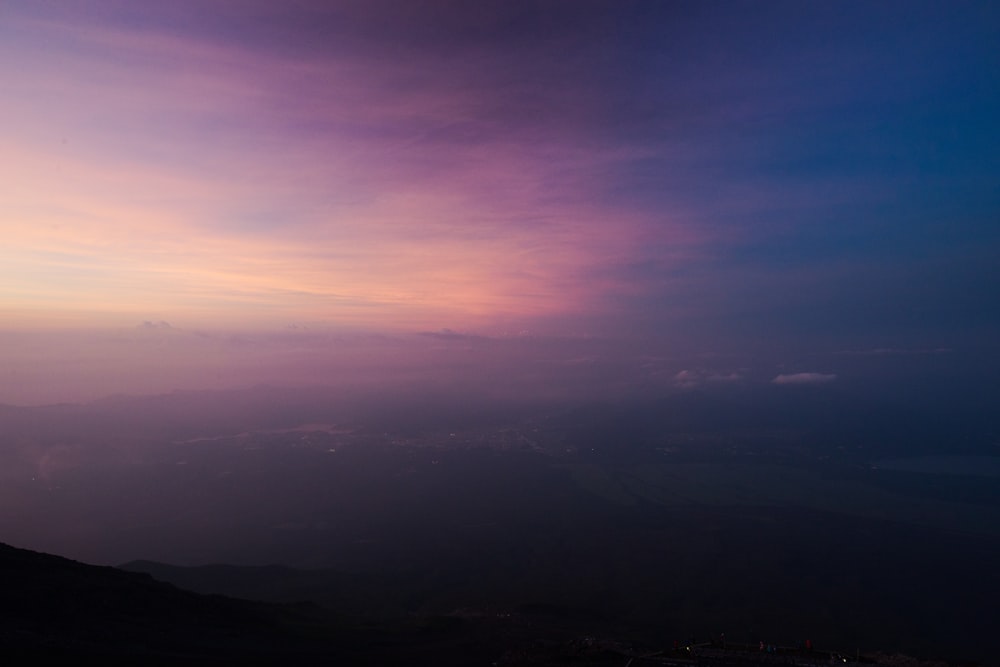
top-left (1, 8), bottom-right (716, 336)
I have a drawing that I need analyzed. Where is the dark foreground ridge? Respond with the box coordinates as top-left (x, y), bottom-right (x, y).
top-left (0, 542), bottom-right (977, 665)
top-left (0, 541), bottom-right (341, 662)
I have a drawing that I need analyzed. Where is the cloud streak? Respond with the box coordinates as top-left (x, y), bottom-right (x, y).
top-left (772, 373), bottom-right (838, 386)
top-left (0, 6), bottom-right (709, 333)
top-left (1, 0), bottom-right (996, 378)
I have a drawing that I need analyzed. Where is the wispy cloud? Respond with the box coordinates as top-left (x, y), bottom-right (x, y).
top-left (673, 369), bottom-right (744, 389)
top-left (772, 373), bottom-right (837, 386)
top-left (2, 1), bottom-right (995, 363)
top-left (0, 9), bottom-right (707, 333)
top-left (836, 348), bottom-right (952, 356)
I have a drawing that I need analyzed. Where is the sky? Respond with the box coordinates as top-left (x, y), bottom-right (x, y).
top-left (2, 0), bottom-right (998, 405)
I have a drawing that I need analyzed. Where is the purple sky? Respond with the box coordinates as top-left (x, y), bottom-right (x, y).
top-left (2, 1), bottom-right (998, 404)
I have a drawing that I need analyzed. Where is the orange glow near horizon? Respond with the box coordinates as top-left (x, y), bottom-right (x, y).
top-left (1, 12), bottom-right (698, 335)
top-left (1, 1), bottom-right (996, 404)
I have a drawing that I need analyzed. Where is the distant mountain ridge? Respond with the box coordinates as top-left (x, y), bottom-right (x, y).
top-left (2, 542), bottom-right (980, 666)
top-left (0, 542), bottom-right (561, 665)
top-left (119, 559), bottom-right (393, 616)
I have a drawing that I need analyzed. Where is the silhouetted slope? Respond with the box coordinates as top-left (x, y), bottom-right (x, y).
top-left (0, 541), bottom-right (349, 661)
top-left (0, 542), bottom-right (516, 664)
top-left (120, 560), bottom-right (391, 615)
top-left (5, 542), bottom-right (982, 666)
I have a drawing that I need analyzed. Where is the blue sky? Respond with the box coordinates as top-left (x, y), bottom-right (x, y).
top-left (1, 0), bottom-right (997, 404)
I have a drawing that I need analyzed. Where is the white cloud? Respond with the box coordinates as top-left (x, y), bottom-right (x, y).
top-left (673, 370), bottom-right (699, 388)
top-left (674, 369), bottom-right (743, 388)
top-left (772, 372), bottom-right (837, 385)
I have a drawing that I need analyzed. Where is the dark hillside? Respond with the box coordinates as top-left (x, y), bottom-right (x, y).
top-left (0, 541), bottom-right (347, 661)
